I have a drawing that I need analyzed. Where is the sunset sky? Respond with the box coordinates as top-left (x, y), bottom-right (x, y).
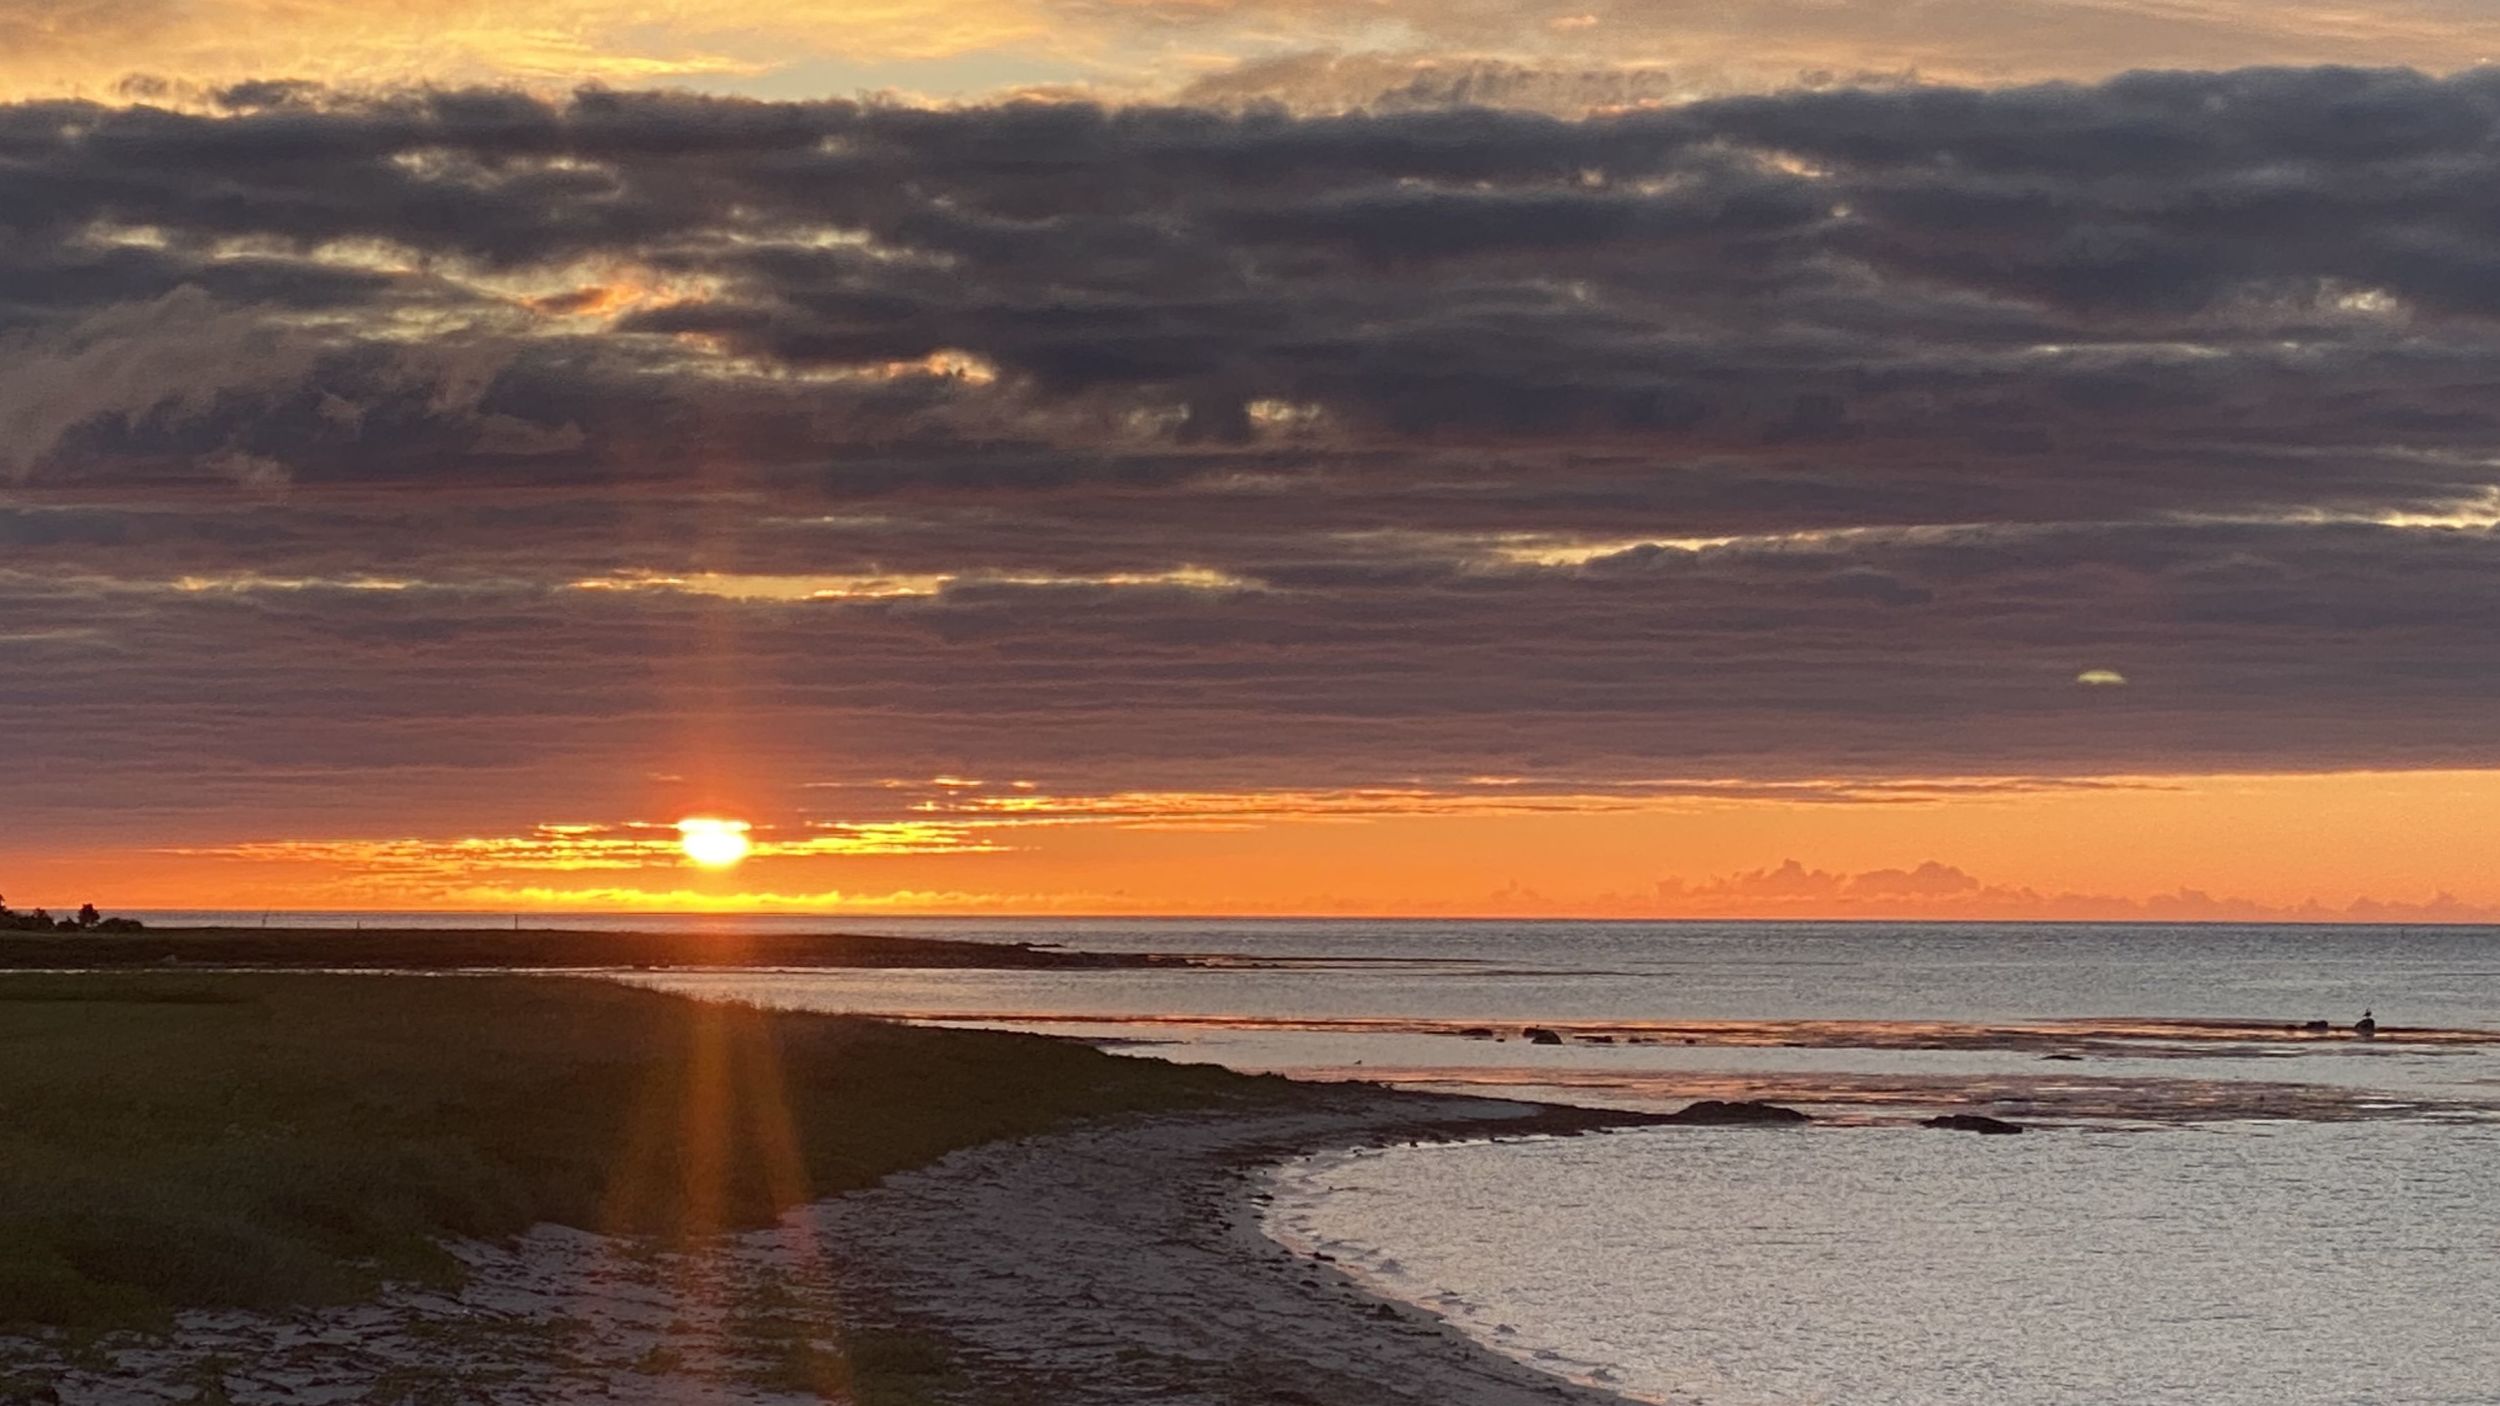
top-left (7, 1), bottom-right (2500, 918)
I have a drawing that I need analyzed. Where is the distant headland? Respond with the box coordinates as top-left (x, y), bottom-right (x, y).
top-left (0, 920), bottom-right (1178, 971)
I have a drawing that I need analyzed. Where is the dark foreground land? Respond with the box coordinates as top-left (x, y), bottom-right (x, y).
top-left (0, 973), bottom-right (1657, 1405)
top-left (0, 925), bottom-right (1178, 971)
top-left (0, 974), bottom-right (1275, 1335)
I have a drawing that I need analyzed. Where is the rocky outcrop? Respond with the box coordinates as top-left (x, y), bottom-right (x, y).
top-left (1523, 1027), bottom-right (1564, 1045)
top-left (1922, 1114), bottom-right (2026, 1135)
top-left (1659, 1100), bottom-right (1813, 1126)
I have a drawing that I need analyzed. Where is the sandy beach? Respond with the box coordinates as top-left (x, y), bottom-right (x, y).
top-left (3, 1088), bottom-right (1655, 1405)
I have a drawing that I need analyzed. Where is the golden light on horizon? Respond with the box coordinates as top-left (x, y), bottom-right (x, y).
top-left (676, 817), bottom-right (753, 869)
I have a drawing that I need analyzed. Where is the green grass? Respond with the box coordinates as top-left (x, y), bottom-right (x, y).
top-left (0, 973), bottom-right (1285, 1336)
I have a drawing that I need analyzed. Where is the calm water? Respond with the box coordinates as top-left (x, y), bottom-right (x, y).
top-left (153, 915), bottom-right (2500, 1401)
top-left (1266, 1121), bottom-right (2500, 1405)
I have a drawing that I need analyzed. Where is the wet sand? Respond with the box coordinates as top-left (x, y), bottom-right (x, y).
top-left (3, 1091), bottom-right (1662, 1405)
top-left (824, 1090), bottom-right (1661, 1405)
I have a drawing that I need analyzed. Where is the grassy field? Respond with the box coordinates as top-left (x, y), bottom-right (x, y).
top-left (0, 973), bottom-right (1284, 1338)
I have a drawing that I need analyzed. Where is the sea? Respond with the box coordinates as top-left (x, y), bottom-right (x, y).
top-left (141, 914), bottom-right (2500, 1403)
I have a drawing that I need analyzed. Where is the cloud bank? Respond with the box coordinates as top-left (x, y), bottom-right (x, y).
top-left (1, 70), bottom-right (2497, 881)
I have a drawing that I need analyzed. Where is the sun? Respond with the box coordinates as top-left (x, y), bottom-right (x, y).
top-left (676, 817), bottom-right (752, 869)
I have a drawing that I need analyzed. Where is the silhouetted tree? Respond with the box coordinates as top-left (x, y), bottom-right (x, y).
top-left (0, 895), bottom-right (138, 932)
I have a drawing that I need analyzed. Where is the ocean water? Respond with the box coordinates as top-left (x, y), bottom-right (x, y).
top-left (602, 918), bottom-right (2500, 1115)
top-left (156, 915), bottom-right (2500, 1401)
top-left (1265, 1120), bottom-right (2500, 1405)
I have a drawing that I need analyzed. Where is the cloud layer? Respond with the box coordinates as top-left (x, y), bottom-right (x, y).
top-left (3, 69), bottom-right (2499, 868)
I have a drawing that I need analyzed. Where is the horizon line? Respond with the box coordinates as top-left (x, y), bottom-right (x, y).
top-left (97, 907), bottom-right (2500, 930)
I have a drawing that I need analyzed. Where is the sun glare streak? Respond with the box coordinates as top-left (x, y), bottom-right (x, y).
top-left (591, 996), bottom-right (832, 1386)
top-left (677, 817), bottom-right (753, 869)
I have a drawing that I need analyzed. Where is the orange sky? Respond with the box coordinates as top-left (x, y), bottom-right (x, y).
top-left (14, 769), bottom-right (2500, 921)
top-left (16, 0), bottom-right (2500, 107)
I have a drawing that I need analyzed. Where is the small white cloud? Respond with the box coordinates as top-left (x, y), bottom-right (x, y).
top-left (208, 449), bottom-right (291, 495)
top-left (2076, 668), bottom-right (2128, 687)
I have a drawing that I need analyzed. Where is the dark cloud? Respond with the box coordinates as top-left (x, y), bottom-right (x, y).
top-left (5, 69), bottom-right (2500, 838)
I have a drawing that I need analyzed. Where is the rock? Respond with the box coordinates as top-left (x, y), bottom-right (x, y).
top-left (1523, 1027), bottom-right (1564, 1045)
top-left (1923, 1113), bottom-right (2026, 1135)
top-left (1456, 1027), bottom-right (1496, 1040)
top-left (1660, 1099), bottom-right (1813, 1126)
top-left (1579, 1034), bottom-right (1615, 1045)
top-left (2041, 1053), bottom-right (2083, 1061)
top-left (2302, 1019), bottom-right (2332, 1032)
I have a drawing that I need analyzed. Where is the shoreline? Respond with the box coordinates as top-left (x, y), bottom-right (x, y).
top-left (812, 1087), bottom-right (1667, 1405)
top-left (7, 1086), bottom-right (1667, 1405)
